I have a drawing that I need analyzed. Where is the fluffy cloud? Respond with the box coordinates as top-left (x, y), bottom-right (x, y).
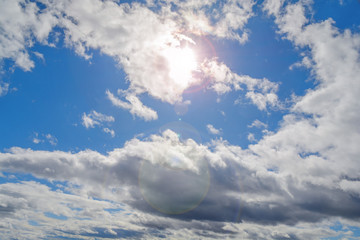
top-left (0, 0), bottom-right (57, 71)
top-left (1, 127), bottom-right (360, 238)
top-left (1, 0), bottom-right (360, 239)
top-left (167, 0), bottom-right (255, 43)
top-left (0, 0), bottom-right (263, 119)
top-left (257, 0), bottom-right (360, 189)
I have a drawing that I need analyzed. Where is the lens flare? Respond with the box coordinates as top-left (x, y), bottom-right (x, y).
top-left (138, 122), bottom-right (210, 214)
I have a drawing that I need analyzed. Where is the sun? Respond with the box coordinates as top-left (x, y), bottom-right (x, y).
top-left (163, 46), bottom-right (198, 89)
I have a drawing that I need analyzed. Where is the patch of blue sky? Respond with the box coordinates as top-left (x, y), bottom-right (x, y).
top-left (28, 220), bottom-right (40, 226)
top-left (0, 45), bottom-right (129, 154)
top-left (104, 207), bottom-right (125, 213)
top-left (0, 171), bottom-right (72, 194)
top-left (44, 212), bottom-right (68, 221)
top-left (312, 0), bottom-right (360, 32)
top-left (321, 222), bottom-right (360, 240)
top-left (79, 227), bottom-right (143, 239)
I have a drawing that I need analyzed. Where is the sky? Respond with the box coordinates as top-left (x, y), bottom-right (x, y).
top-left (0, 0), bottom-right (360, 239)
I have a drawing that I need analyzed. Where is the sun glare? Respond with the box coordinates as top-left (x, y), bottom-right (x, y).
top-left (163, 47), bottom-right (198, 88)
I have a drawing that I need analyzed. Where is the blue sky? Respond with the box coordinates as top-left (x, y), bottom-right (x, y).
top-left (1, 0), bottom-right (360, 239)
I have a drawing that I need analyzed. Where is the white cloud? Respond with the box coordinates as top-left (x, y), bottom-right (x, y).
top-left (201, 58), bottom-right (280, 110)
top-left (0, 181), bottom-right (139, 239)
top-left (0, 0), bottom-right (258, 116)
top-left (167, 0), bottom-right (255, 43)
top-left (207, 124), bottom-right (222, 135)
top-left (1, 0), bottom-right (360, 239)
top-left (32, 132), bottom-right (57, 146)
top-left (0, 0), bottom-right (57, 71)
top-left (248, 119), bottom-right (268, 129)
top-left (247, 133), bottom-right (256, 142)
top-left (1, 128), bottom-right (360, 238)
top-left (106, 90), bottom-right (158, 121)
top-left (81, 110), bottom-right (115, 129)
top-left (45, 134), bottom-right (58, 146)
top-left (33, 51), bottom-right (45, 63)
top-left (0, 82), bottom-right (9, 97)
top-left (103, 128), bottom-right (115, 138)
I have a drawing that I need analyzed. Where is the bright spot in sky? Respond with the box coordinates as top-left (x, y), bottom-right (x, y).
top-left (163, 47), bottom-right (198, 88)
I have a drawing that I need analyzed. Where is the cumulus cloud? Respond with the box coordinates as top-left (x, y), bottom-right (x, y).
top-left (207, 124), bottom-right (222, 135)
top-left (0, 0), bottom-right (261, 118)
top-left (1, 127), bottom-right (360, 238)
top-left (256, 1), bottom-right (360, 191)
top-left (0, 0), bottom-right (57, 71)
top-left (169, 0), bottom-right (255, 43)
top-left (1, 0), bottom-right (360, 239)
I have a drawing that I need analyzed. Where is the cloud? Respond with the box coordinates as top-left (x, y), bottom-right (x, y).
top-left (248, 119), bottom-right (268, 129)
top-left (0, 0), bottom-right (57, 71)
top-left (171, 0), bottom-right (255, 43)
top-left (256, 1), bottom-right (360, 192)
top-left (103, 128), bottom-right (115, 138)
top-left (207, 124), bottom-right (222, 135)
top-left (1, 0), bottom-right (360, 239)
top-left (201, 58), bottom-right (280, 110)
top-left (1, 128), bottom-right (360, 238)
top-left (32, 132), bottom-right (58, 146)
top-left (0, 180), bottom-right (142, 239)
top-left (45, 134), bottom-right (58, 146)
top-left (33, 51), bottom-right (45, 63)
top-left (81, 110), bottom-right (115, 129)
top-left (0, 0), bottom-right (259, 116)
top-left (247, 133), bottom-right (256, 142)
top-left (0, 82), bottom-right (9, 97)
top-left (106, 90), bottom-right (158, 121)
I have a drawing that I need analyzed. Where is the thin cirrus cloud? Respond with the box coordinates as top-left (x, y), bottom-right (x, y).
top-left (82, 110), bottom-right (115, 137)
top-left (0, 0), bottom-right (360, 239)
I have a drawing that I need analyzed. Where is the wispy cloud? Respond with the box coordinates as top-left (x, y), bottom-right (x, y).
top-left (82, 110), bottom-right (114, 129)
top-left (207, 124), bottom-right (222, 135)
top-left (106, 90), bottom-right (158, 121)
top-left (248, 119), bottom-right (268, 129)
top-left (32, 132), bottom-right (58, 146)
top-left (0, 82), bottom-right (9, 97)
